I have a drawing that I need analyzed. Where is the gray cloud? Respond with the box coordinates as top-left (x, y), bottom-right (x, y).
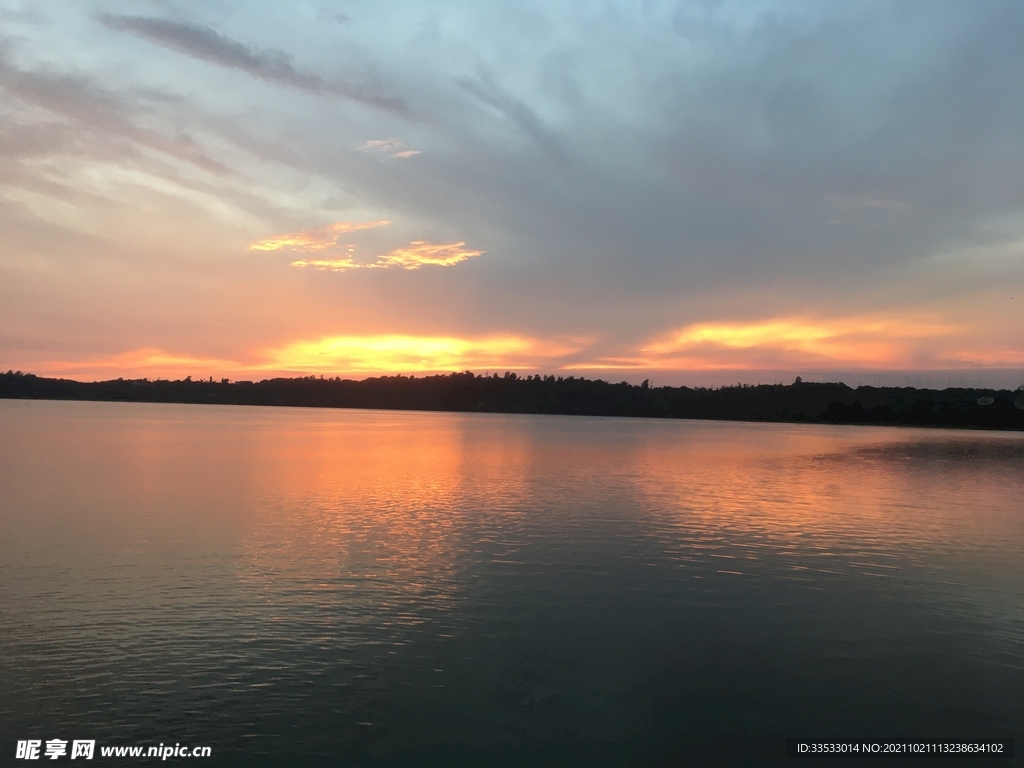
top-left (459, 70), bottom-right (567, 164)
top-left (261, 0), bottom-right (1024, 339)
top-left (0, 45), bottom-right (229, 175)
top-left (96, 14), bottom-right (406, 113)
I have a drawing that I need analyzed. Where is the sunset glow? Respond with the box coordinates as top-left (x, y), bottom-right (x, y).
top-left (31, 348), bottom-right (244, 381)
top-left (264, 334), bottom-right (582, 374)
top-left (642, 316), bottom-right (960, 367)
top-left (2, 4), bottom-right (1023, 384)
top-left (18, 311), bottom-right (1024, 383)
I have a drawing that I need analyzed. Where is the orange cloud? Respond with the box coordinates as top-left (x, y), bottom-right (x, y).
top-left (248, 220), bottom-right (391, 252)
top-left (290, 241), bottom-right (483, 272)
top-left (373, 242), bottom-right (482, 269)
top-left (645, 316), bottom-right (957, 363)
top-left (264, 333), bottom-right (582, 374)
top-left (288, 257), bottom-right (360, 271)
top-left (565, 314), bottom-right (1018, 371)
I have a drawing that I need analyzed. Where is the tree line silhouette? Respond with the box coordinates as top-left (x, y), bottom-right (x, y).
top-left (2, 370), bottom-right (1022, 430)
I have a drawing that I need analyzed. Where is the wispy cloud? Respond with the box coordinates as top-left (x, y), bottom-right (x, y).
top-left (290, 241), bottom-right (483, 271)
top-left (360, 138), bottom-right (401, 152)
top-left (643, 317), bottom-right (957, 360)
top-left (288, 257), bottom-right (360, 271)
top-left (0, 47), bottom-right (229, 175)
top-left (373, 242), bottom-right (482, 269)
top-left (252, 220), bottom-right (480, 271)
top-left (828, 195), bottom-right (910, 211)
top-left (96, 14), bottom-right (406, 112)
top-left (248, 220), bottom-right (391, 251)
top-left (360, 138), bottom-right (420, 158)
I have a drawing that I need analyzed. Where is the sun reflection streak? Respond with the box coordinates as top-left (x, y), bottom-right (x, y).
top-left (235, 412), bottom-right (473, 609)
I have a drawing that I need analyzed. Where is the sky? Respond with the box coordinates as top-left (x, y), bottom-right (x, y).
top-left (1, 1), bottom-right (1023, 386)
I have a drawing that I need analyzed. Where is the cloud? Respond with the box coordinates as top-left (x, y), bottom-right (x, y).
top-left (96, 14), bottom-right (406, 112)
top-left (251, 220), bottom-right (481, 272)
top-left (828, 195), bottom-right (910, 211)
top-left (645, 317), bottom-right (957, 356)
top-left (373, 241), bottom-right (482, 269)
top-left (360, 139), bottom-right (402, 152)
top-left (0, 47), bottom-right (229, 174)
top-left (360, 138), bottom-right (420, 158)
top-left (565, 314), bottom-right (1018, 372)
top-left (290, 241), bottom-right (483, 272)
top-left (248, 220), bottom-right (391, 251)
top-left (288, 257), bottom-right (360, 271)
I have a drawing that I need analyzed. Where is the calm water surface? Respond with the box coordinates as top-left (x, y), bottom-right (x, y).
top-left (1, 400), bottom-right (1022, 766)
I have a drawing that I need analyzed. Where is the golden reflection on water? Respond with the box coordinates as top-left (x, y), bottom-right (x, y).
top-left (4, 401), bottom-right (1021, 594)
top-left (212, 411), bottom-right (1024, 614)
top-left (237, 414), bottom-right (469, 607)
top-left (628, 424), bottom-right (1024, 604)
top-left (229, 410), bottom-right (567, 636)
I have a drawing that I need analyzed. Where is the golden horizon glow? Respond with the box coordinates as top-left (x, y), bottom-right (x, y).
top-left (18, 332), bottom-right (587, 381)
top-left (29, 347), bottom-right (243, 380)
top-left (17, 313), bottom-right (1023, 383)
top-left (248, 220), bottom-right (391, 252)
top-left (264, 333), bottom-right (582, 373)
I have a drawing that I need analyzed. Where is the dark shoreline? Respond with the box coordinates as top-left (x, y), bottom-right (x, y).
top-left (4, 370), bottom-right (1024, 431)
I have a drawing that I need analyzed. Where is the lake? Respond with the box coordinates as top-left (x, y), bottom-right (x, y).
top-left (1, 400), bottom-right (1021, 766)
